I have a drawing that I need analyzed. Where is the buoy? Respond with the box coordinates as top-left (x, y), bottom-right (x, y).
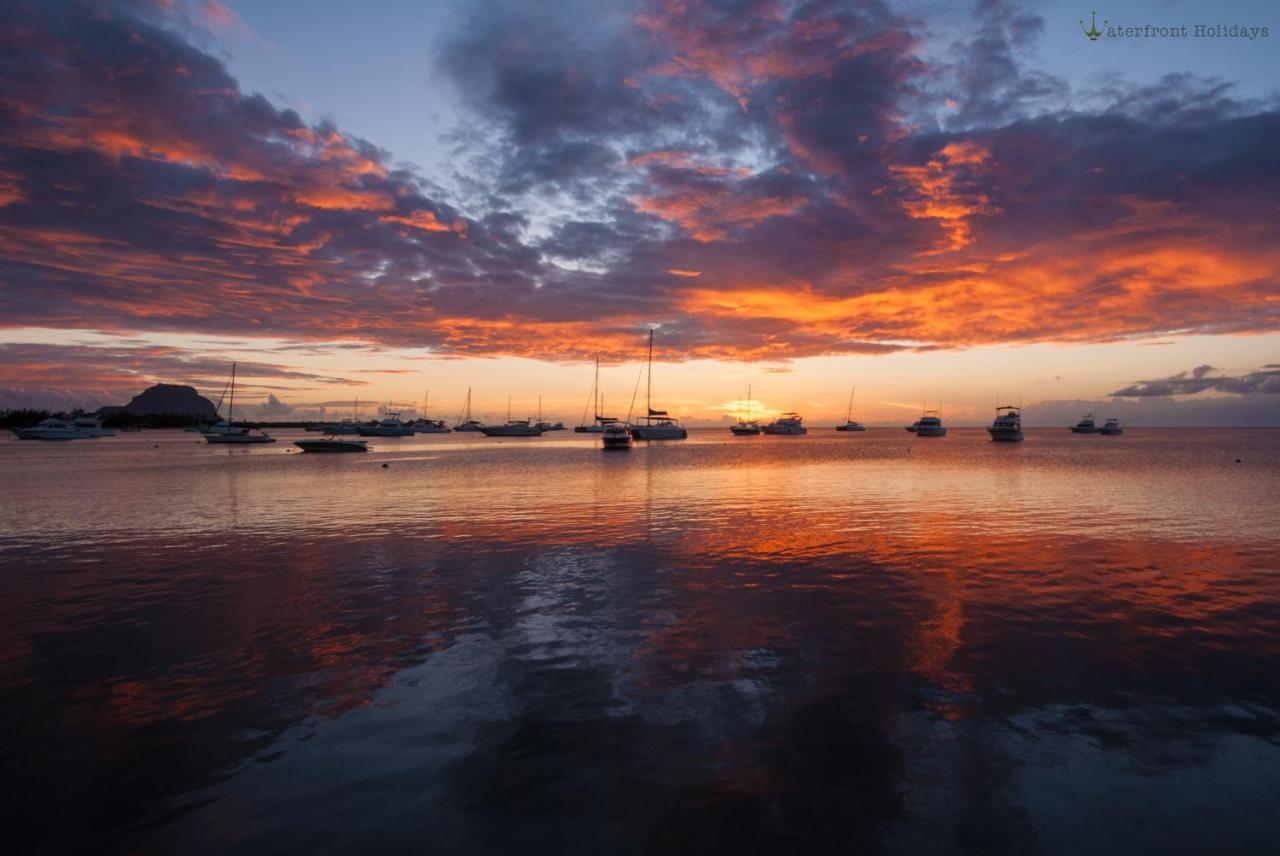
top-left (381, 463), bottom-right (389, 468)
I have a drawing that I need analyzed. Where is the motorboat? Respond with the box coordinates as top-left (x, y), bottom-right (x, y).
top-left (730, 384), bottom-right (761, 435)
top-left (835, 386), bottom-right (865, 432)
top-left (763, 412), bottom-right (807, 435)
top-left (630, 329), bottom-right (688, 440)
top-left (479, 396), bottom-right (543, 437)
top-left (356, 411), bottom-right (414, 437)
top-left (908, 411), bottom-right (946, 437)
top-left (601, 424), bottom-right (632, 450)
top-left (294, 436), bottom-right (368, 453)
top-left (203, 364), bottom-right (276, 444)
top-left (72, 416), bottom-right (115, 437)
top-left (12, 418), bottom-right (84, 440)
top-left (538, 421), bottom-right (566, 432)
top-left (1100, 418), bottom-right (1124, 435)
top-left (986, 405), bottom-right (1024, 441)
top-left (1070, 412), bottom-right (1099, 433)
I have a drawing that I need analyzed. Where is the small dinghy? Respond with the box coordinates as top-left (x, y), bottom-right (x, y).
top-left (294, 437), bottom-right (369, 453)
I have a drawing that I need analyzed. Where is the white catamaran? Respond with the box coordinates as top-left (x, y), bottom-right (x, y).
top-left (630, 329), bottom-right (687, 440)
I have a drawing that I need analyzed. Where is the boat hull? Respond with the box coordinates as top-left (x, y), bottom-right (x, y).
top-left (630, 424), bottom-right (687, 440)
top-left (904, 426), bottom-right (917, 433)
top-left (1100, 428), bottom-right (1124, 435)
top-left (601, 430), bottom-right (632, 449)
top-left (574, 425), bottom-right (605, 433)
top-left (413, 426), bottom-right (452, 434)
top-left (294, 439), bottom-right (368, 453)
top-left (762, 426), bottom-right (807, 435)
top-left (13, 429), bottom-right (81, 440)
top-left (914, 427), bottom-right (946, 437)
top-left (205, 433), bottom-right (275, 444)
top-left (987, 427), bottom-right (1024, 441)
top-left (477, 426), bottom-right (542, 437)
top-left (730, 425), bottom-right (761, 435)
top-left (355, 427), bottom-right (414, 436)
top-left (453, 423), bottom-right (483, 432)
top-left (835, 423), bottom-right (866, 432)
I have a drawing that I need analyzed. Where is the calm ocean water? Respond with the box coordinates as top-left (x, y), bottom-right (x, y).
top-left (2, 427), bottom-right (1278, 854)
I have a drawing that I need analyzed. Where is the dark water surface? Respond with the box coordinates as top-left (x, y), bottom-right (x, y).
top-left (2, 428), bottom-right (1278, 854)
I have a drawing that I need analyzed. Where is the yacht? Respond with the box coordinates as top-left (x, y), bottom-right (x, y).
top-left (1070, 412), bottom-right (1099, 433)
top-left (908, 411), bottom-right (946, 437)
top-left (203, 364), bottom-right (276, 444)
top-left (356, 409), bottom-right (414, 437)
top-left (453, 387), bottom-right (484, 431)
top-left (835, 386), bottom-right (866, 432)
top-left (294, 436), bottom-right (368, 453)
top-left (630, 329), bottom-right (688, 440)
top-left (12, 418), bottom-right (84, 440)
top-left (763, 412), bottom-right (807, 435)
top-left (601, 423), bottom-right (632, 450)
top-left (730, 384), bottom-right (761, 435)
top-left (72, 416), bottom-right (115, 437)
top-left (479, 397), bottom-right (544, 437)
top-left (1100, 418), bottom-right (1124, 435)
top-left (986, 405), bottom-right (1024, 441)
top-left (575, 358), bottom-right (618, 432)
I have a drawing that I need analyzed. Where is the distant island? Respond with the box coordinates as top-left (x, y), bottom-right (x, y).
top-left (99, 384), bottom-right (217, 420)
top-left (1, 383), bottom-right (220, 429)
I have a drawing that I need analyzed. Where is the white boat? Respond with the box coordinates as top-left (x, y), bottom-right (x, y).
top-left (987, 405), bottom-right (1024, 441)
top-left (294, 437), bottom-right (368, 453)
top-left (356, 410), bottom-right (414, 436)
top-left (453, 388), bottom-right (484, 431)
top-left (72, 416), bottom-right (115, 437)
top-left (1100, 418), bottom-right (1124, 435)
top-left (412, 391), bottom-right (451, 433)
top-left (835, 386), bottom-right (865, 432)
top-left (763, 412), bottom-right (807, 435)
top-left (1070, 412), bottom-right (1099, 434)
top-left (630, 329), bottom-right (687, 440)
top-left (575, 358), bottom-right (618, 433)
top-left (908, 411), bottom-right (946, 437)
top-left (479, 397), bottom-right (543, 437)
top-left (730, 384), bottom-right (761, 435)
top-left (203, 364), bottom-right (276, 444)
top-left (601, 423), bottom-right (632, 450)
top-left (12, 418), bottom-right (84, 440)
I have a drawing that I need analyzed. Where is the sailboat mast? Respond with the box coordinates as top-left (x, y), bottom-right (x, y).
top-left (228, 363), bottom-right (236, 424)
top-left (646, 329), bottom-right (653, 417)
top-left (748, 383), bottom-right (752, 421)
top-left (594, 358), bottom-right (600, 421)
top-left (506, 395), bottom-right (511, 422)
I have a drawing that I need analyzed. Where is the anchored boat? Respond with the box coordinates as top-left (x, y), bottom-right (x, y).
top-left (987, 405), bottom-right (1024, 441)
top-left (763, 412), bottom-right (807, 435)
top-left (835, 386), bottom-right (865, 432)
top-left (630, 329), bottom-right (687, 440)
top-left (730, 384), bottom-right (761, 435)
top-left (203, 364), bottom-right (276, 444)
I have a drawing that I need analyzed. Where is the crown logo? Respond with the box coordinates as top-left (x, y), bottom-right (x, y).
top-left (1079, 11), bottom-right (1106, 40)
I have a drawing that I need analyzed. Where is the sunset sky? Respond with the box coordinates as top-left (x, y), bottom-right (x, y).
top-left (0, 0), bottom-right (1277, 425)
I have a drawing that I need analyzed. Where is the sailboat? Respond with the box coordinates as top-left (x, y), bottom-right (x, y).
top-left (575, 358), bottom-right (618, 432)
top-left (203, 364), bottom-right (276, 444)
top-left (630, 329), bottom-right (687, 440)
top-left (730, 384), bottom-right (761, 435)
top-left (478, 396), bottom-right (543, 437)
top-left (326, 398), bottom-right (361, 434)
top-left (453, 387), bottom-right (483, 431)
top-left (533, 395), bottom-right (565, 431)
top-left (411, 390), bottom-right (451, 433)
top-left (835, 386), bottom-right (866, 432)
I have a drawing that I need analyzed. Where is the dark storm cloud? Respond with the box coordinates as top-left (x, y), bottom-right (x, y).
top-left (0, 0), bottom-right (1278, 368)
top-left (1110, 366), bottom-right (1280, 398)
